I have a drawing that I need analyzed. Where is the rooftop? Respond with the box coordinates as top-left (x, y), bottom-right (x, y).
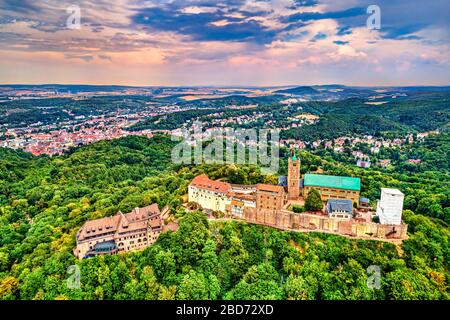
top-left (190, 174), bottom-right (231, 194)
top-left (278, 176), bottom-right (288, 187)
top-left (304, 174), bottom-right (361, 191)
top-left (327, 199), bottom-right (353, 213)
top-left (257, 184), bottom-right (285, 194)
top-left (233, 193), bottom-right (256, 202)
top-left (77, 204), bottom-right (161, 242)
top-left (381, 188), bottom-right (404, 196)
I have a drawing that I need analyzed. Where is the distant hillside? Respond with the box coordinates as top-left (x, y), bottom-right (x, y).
top-left (282, 93), bottom-right (450, 141)
top-left (275, 86), bottom-right (318, 95)
top-left (180, 94), bottom-right (284, 106)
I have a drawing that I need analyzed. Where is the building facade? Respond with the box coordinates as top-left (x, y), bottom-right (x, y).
top-left (187, 156), bottom-right (407, 242)
top-left (326, 199), bottom-right (353, 219)
top-left (256, 184), bottom-right (287, 212)
top-left (188, 174), bottom-right (232, 213)
top-left (227, 193), bottom-right (256, 218)
top-left (303, 173), bottom-right (361, 204)
top-left (377, 188), bottom-right (404, 225)
top-left (74, 204), bottom-right (165, 259)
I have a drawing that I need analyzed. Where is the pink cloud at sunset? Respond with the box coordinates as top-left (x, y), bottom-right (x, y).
top-left (0, 0), bottom-right (449, 85)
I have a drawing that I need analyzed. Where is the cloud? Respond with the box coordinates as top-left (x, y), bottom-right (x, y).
top-left (65, 54), bottom-right (94, 62)
top-left (0, 0), bottom-right (449, 85)
top-left (336, 26), bottom-right (352, 36)
top-left (97, 54), bottom-right (112, 61)
top-left (288, 0), bottom-right (319, 9)
top-left (381, 24), bottom-right (428, 40)
top-left (281, 6), bottom-right (366, 23)
top-left (312, 32), bottom-right (327, 41)
top-left (131, 5), bottom-right (277, 43)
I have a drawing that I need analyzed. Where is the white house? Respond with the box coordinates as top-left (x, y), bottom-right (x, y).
top-left (188, 174), bottom-right (231, 213)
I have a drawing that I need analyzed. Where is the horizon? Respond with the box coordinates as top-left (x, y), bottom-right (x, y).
top-left (2, 83), bottom-right (450, 88)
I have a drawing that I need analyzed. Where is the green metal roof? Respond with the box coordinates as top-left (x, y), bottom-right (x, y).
top-left (304, 174), bottom-right (361, 191)
top-left (292, 154), bottom-right (298, 161)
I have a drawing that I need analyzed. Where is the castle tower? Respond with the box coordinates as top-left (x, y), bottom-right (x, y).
top-left (288, 154), bottom-right (300, 200)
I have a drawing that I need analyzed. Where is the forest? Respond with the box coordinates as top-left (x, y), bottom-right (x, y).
top-left (282, 93), bottom-right (450, 141)
top-left (0, 96), bottom-right (157, 128)
top-left (0, 134), bottom-right (448, 300)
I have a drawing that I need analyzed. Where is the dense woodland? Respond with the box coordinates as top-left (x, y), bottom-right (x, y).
top-left (0, 96), bottom-right (160, 128)
top-left (0, 134), bottom-right (448, 300)
top-left (282, 93), bottom-right (450, 141)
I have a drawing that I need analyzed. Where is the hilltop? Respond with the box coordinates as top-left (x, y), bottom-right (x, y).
top-left (0, 134), bottom-right (448, 299)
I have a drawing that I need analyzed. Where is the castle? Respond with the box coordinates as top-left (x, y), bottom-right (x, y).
top-left (74, 204), bottom-right (177, 259)
top-left (188, 155), bottom-right (408, 242)
top-left (73, 156), bottom-right (408, 260)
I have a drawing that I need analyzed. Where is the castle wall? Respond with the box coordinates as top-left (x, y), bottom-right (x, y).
top-left (189, 174), bottom-right (407, 242)
top-left (242, 207), bottom-right (407, 241)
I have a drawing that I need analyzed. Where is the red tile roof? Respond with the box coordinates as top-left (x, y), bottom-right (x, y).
top-left (233, 193), bottom-right (256, 201)
top-left (256, 184), bottom-right (285, 194)
top-left (77, 204), bottom-right (162, 242)
top-left (190, 174), bottom-right (231, 194)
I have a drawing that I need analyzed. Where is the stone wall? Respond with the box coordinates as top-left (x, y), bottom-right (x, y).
top-left (242, 207), bottom-right (407, 241)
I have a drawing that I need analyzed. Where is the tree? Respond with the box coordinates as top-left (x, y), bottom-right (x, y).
top-left (219, 235), bottom-right (249, 286)
top-left (176, 270), bottom-right (220, 300)
top-left (200, 239), bottom-right (218, 275)
top-left (173, 212), bottom-right (209, 265)
top-left (444, 207), bottom-right (450, 224)
top-left (285, 274), bottom-right (318, 300)
top-left (305, 189), bottom-right (323, 212)
top-left (384, 268), bottom-right (441, 300)
top-left (227, 263), bottom-right (283, 300)
top-left (404, 195), bottom-right (417, 211)
top-left (0, 276), bottom-right (19, 300)
top-left (291, 205), bottom-right (306, 213)
top-left (416, 198), bottom-right (437, 216)
top-left (140, 266), bottom-right (160, 300)
top-left (152, 250), bottom-right (177, 285)
top-left (158, 285), bottom-right (177, 300)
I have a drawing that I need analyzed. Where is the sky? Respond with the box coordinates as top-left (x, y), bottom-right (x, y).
top-left (0, 0), bottom-right (449, 86)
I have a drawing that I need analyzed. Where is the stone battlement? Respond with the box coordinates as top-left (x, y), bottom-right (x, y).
top-left (241, 207), bottom-right (407, 242)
